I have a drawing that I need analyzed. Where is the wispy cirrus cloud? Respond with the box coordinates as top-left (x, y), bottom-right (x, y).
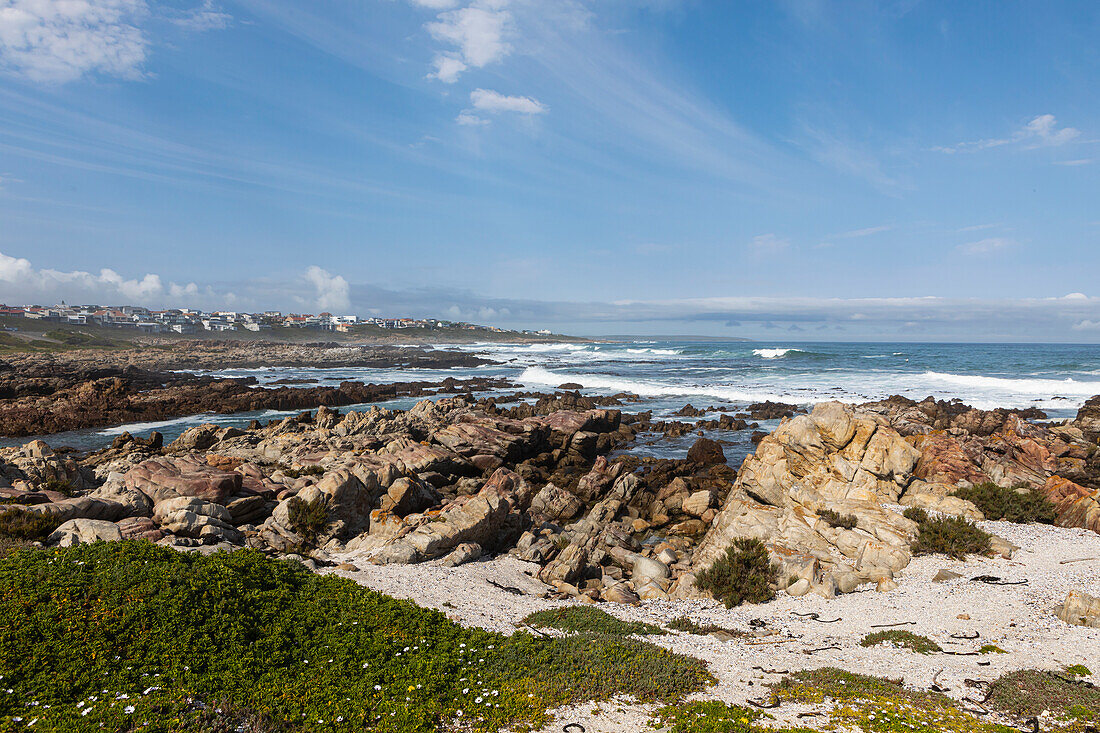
top-left (170, 0), bottom-right (232, 32)
top-left (933, 114), bottom-right (1082, 154)
top-left (956, 237), bottom-right (1017, 256)
top-left (748, 233), bottom-right (790, 254)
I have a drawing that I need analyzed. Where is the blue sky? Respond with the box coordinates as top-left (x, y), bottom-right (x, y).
top-left (0, 0), bottom-right (1098, 340)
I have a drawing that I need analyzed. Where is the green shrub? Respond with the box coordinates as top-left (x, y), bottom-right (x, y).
top-left (0, 507), bottom-right (61, 541)
top-left (818, 509), bottom-right (857, 530)
top-left (1066, 664), bottom-right (1092, 677)
top-left (280, 465), bottom-right (326, 479)
top-left (40, 476), bottom-right (77, 496)
top-left (910, 513), bottom-right (993, 560)
top-left (286, 495), bottom-right (331, 543)
top-left (902, 506), bottom-right (928, 523)
top-left (860, 630), bottom-right (942, 654)
top-left (951, 482), bottom-right (1056, 524)
top-left (979, 644), bottom-right (1007, 654)
top-left (0, 542), bottom-right (712, 732)
top-left (693, 538), bottom-right (777, 608)
top-left (522, 606), bottom-right (664, 636)
top-left (984, 670), bottom-right (1100, 723)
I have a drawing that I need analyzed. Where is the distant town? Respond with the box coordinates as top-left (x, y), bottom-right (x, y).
top-left (0, 303), bottom-right (554, 337)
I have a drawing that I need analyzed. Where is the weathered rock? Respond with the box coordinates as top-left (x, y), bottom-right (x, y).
top-left (538, 544), bottom-right (587, 585)
top-left (440, 542), bottom-right (482, 567)
top-left (48, 518), bottom-right (123, 547)
top-left (686, 437), bottom-right (725, 466)
top-left (375, 468), bottom-right (524, 563)
top-left (681, 489), bottom-right (715, 517)
top-left (1056, 590), bottom-right (1100, 628)
top-left (124, 455), bottom-right (242, 504)
top-left (530, 483), bottom-right (583, 521)
top-left (1043, 476), bottom-right (1100, 534)
top-left (932, 569), bottom-right (962, 583)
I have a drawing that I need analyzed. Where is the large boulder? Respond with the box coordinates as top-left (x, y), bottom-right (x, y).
top-left (693, 402), bottom-right (920, 597)
top-left (1056, 590), bottom-right (1100, 628)
top-left (48, 518), bottom-right (123, 547)
top-left (124, 455), bottom-right (242, 504)
top-left (1042, 476), bottom-right (1100, 534)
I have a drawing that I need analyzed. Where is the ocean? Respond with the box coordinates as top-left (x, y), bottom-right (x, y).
top-left (9, 341), bottom-right (1100, 453)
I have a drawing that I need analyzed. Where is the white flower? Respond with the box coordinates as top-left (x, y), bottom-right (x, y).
top-left (124, 706), bottom-right (135, 714)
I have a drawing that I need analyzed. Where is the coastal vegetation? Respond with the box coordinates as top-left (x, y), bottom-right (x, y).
top-left (904, 507), bottom-right (994, 560)
top-left (521, 607), bottom-right (664, 636)
top-left (859, 630), bottom-right (942, 654)
top-left (693, 538), bottom-right (778, 608)
top-left (0, 542), bottom-right (711, 732)
top-left (818, 508), bottom-right (858, 529)
top-left (951, 482), bottom-right (1057, 524)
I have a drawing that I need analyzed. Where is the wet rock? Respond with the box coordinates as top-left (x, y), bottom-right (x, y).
top-left (686, 437), bottom-right (725, 466)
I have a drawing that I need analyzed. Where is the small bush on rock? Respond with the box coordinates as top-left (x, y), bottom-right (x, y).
top-left (951, 482), bottom-right (1056, 524)
top-left (693, 538), bottom-right (777, 608)
top-left (0, 508), bottom-right (61, 541)
top-left (286, 495), bottom-right (331, 543)
top-left (818, 509), bottom-right (857, 530)
top-left (910, 513), bottom-right (993, 560)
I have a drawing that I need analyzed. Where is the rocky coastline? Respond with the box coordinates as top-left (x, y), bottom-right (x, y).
top-left (0, 343), bottom-right (501, 436)
top-left (3, 356), bottom-right (1100, 731)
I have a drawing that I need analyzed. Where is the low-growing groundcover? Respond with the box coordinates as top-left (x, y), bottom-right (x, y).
top-left (860, 630), bottom-right (942, 655)
top-left (522, 606), bottom-right (664, 636)
top-left (951, 482), bottom-right (1057, 525)
top-left (0, 542), bottom-right (712, 732)
top-left (772, 668), bottom-right (1018, 733)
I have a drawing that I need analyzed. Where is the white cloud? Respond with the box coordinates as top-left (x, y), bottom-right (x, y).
top-left (1072, 320), bottom-right (1100, 331)
top-left (956, 237), bottom-right (1016, 256)
top-left (409, 0), bottom-right (459, 9)
top-left (748, 233), bottom-right (790, 254)
top-left (832, 225), bottom-right (891, 239)
top-left (303, 266), bottom-right (350, 311)
top-left (428, 54), bottom-right (466, 83)
top-left (934, 114), bottom-right (1082, 154)
top-left (0, 0), bottom-right (149, 83)
top-left (456, 111), bottom-right (489, 125)
top-left (469, 88), bottom-right (546, 114)
top-left (171, 1), bottom-right (231, 32)
top-left (1054, 158), bottom-right (1094, 167)
top-left (0, 250), bottom-right (208, 306)
top-left (425, 0), bottom-right (511, 82)
top-left (1064, 293), bottom-right (1090, 301)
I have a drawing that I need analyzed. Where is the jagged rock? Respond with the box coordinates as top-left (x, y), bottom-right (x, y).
top-left (530, 483), bottom-right (583, 521)
top-left (167, 424), bottom-right (221, 452)
top-left (124, 455), bottom-right (242, 504)
top-left (538, 544), bottom-right (587, 585)
top-left (1043, 476), bottom-right (1100, 534)
top-left (686, 437), bottom-right (725, 466)
top-left (440, 542), bottom-right (481, 567)
top-left (693, 402), bottom-right (920, 596)
top-left (90, 481), bottom-right (154, 517)
top-left (48, 518), bottom-right (123, 547)
top-left (1056, 590), bottom-right (1100, 628)
top-left (681, 489), bottom-right (715, 517)
top-left (374, 469), bottom-right (524, 563)
top-left (381, 477), bottom-right (438, 517)
top-left (933, 569), bottom-right (962, 582)
top-left (572, 456), bottom-right (623, 502)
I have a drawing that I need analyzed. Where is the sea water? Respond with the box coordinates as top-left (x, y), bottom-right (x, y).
top-left (9, 341), bottom-right (1100, 453)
